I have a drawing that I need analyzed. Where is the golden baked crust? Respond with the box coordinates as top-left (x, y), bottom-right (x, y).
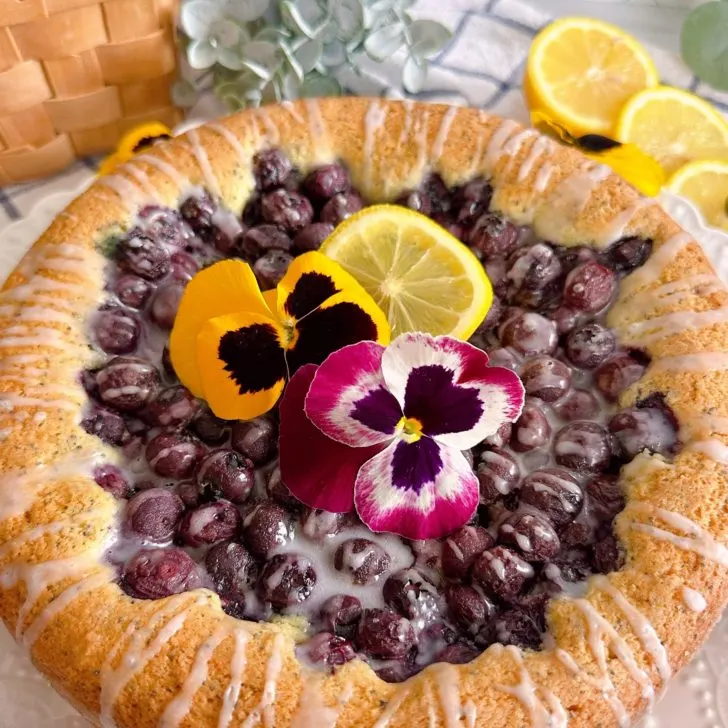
top-left (0, 97), bottom-right (727, 728)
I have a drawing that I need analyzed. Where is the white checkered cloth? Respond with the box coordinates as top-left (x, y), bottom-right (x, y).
top-left (1, 0), bottom-right (727, 234)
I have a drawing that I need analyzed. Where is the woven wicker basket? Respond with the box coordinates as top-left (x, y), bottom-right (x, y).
top-left (0, 0), bottom-right (183, 185)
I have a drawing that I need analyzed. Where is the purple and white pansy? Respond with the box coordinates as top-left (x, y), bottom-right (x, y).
top-left (279, 332), bottom-right (525, 540)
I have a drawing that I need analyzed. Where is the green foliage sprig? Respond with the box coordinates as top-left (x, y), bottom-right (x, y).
top-left (681, 0), bottom-right (728, 91)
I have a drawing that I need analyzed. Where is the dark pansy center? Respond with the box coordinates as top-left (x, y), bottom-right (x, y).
top-left (85, 150), bottom-right (677, 683)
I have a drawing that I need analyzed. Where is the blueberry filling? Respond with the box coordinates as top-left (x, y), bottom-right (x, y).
top-left (85, 151), bottom-right (677, 682)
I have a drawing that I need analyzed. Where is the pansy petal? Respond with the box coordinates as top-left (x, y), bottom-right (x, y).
top-left (287, 289), bottom-right (390, 373)
top-left (381, 332), bottom-right (525, 449)
top-left (280, 365), bottom-right (383, 512)
top-left (196, 310), bottom-right (286, 420)
top-left (170, 260), bottom-right (274, 396)
top-left (355, 439), bottom-right (478, 540)
top-left (305, 341), bottom-right (401, 447)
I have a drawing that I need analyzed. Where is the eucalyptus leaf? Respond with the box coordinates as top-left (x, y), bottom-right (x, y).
top-left (300, 71), bottom-right (341, 96)
top-left (255, 27), bottom-right (290, 43)
top-left (367, 0), bottom-right (415, 15)
top-left (217, 47), bottom-right (245, 70)
top-left (321, 39), bottom-right (346, 66)
top-left (402, 54), bottom-right (427, 93)
top-left (280, 70), bottom-right (302, 98)
top-left (280, 0), bottom-right (327, 38)
top-left (209, 18), bottom-right (242, 48)
top-left (171, 78), bottom-right (199, 107)
top-left (280, 41), bottom-right (305, 81)
top-left (224, 0), bottom-right (271, 23)
top-left (241, 58), bottom-right (273, 79)
top-left (222, 92), bottom-right (248, 111)
top-left (242, 40), bottom-right (280, 67)
top-left (180, 0), bottom-right (218, 40)
top-left (187, 39), bottom-right (218, 69)
top-left (364, 24), bottom-right (405, 62)
top-left (681, 1), bottom-right (728, 91)
top-left (409, 19), bottom-right (451, 58)
top-left (294, 37), bottom-right (323, 72)
top-left (332, 0), bottom-right (364, 41)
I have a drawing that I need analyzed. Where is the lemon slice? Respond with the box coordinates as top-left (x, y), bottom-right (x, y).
top-left (616, 86), bottom-right (728, 177)
top-left (320, 205), bottom-right (492, 339)
top-left (525, 17), bottom-right (658, 136)
top-left (668, 160), bottom-right (728, 232)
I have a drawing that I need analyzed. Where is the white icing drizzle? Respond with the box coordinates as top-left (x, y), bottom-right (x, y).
top-left (592, 576), bottom-right (671, 683)
top-left (397, 99), bottom-right (416, 150)
top-left (649, 352), bottom-right (728, 373)
top-left (99, 596), bottom-right (207, 728)
top-left (208, 123), bottom-right (251, 169)
top-left (682, 413), bottom-right (728, 437)
top-left (423, 681), bottom-right (437, 728)
top-left (22, 570), bottom-right (109, 647)
top-left (682, 586), bottom-right (707, 613)
top-left (414, 107), bottom-right (431, 172)
top-left (688, 439), bottom-right (728, 464)
top-left (119, 163), bottom-right (158, 199)
top-left (498, 645), bottom-right (567, 728)
top-left (462, 700), bottom-right (478, 728)
top-left (159, 626), bottom-right (229, 728)
top-left (431, 663), bottom-right (462, 728)
top-left (218, 629), bottom-right (250, 728)
top-left (431, 106), bottom-right (458, 161)
top-left (617, 306), bottom-right (728, 345)
top-left (618, 273), bottom-right (722, 317)
top-left (280, 100), bottom-right (305, 124)
top-left (628, 501), bottom-right (728, 565)
top-left (135, 153), bottom-right (190, 189)
top-left (187, 128), bottom-right (221, 198)
top-left (363, 100), bottom-right (388, 193)
top-left (619, 232), bottom-right (693, 299)
top-left (241, 632), bottom-right (285, 728)
top-left (304, 99), bottom-right (327, 146)
top-left (483, 119), bottom-right (521, 170)
top-left (290, 674), bottom-right (351, 728)
top-left (255, 107), bottom-right (282, 145)
top-left (373, 685), bottom-right (410, 728)
top-left (502, 129), bottom-right (537, 176)
top-left (96, 174), bottom-right (146, 212)
top-left (518, 136), bottom-right (553, 183)
top-left (534, 161), bottom-right (554, 193)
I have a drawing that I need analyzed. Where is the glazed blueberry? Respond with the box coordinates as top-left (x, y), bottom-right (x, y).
top-left (260, 189), bottom-right (313, 233)
top-left (334, 538), bottom-right (391, 585)
top-left (472, 546), bottom-right (534, 602)
top-left (114, 275), bottom-right (153, 309)
top-left (557, 521), bottom-right (596, 550)
top-left (196, 449), bottom-right (254, 503)
top-left (491, 609), bottom-right (541, 650)
top-left (420, 173), bottom-right (452, 216)
top-left (143, 385), bottom-right (200, 429)
top-left (301, 508), bottom-right (345, 541)
top-left (254, 148), bottom-right (293, 190)
top-left (477, 448), bottom-right (520, 505)
top-left (553, 389), bottom-right (599, 422)
top-left (549, 305), bottom-right (581, 335)
top-left (178, 500), bottom-right (241, 547)
top-left (241, 501), bottom-right (293, 559)
top-left (591, 535), bottom-right (623, 573)
top-left (507, 243), bottom-right (563, 307)
top-left (94, 307), bottom-right (141, 355)
top-left (565, 323), bottom-right (616, 369)
top-left (265, 466), bottom-right (301, 508)
top-left (292, 222), bottom-right (335, 253)
top-left (356, 608), bottom-right (415, 660)
top-left (442, 525), bottom-right (494, 578)
top-left (82, 407), bottom-right (130, 446)
top-left (320, 191), bottom-right (364, 224)
top-left (150, 283), bottom-right (185, 329)
top-left (176, 480), bottom-right (201, 508)
top-left (93, 464), bottom-right (132, 499)
top-left (383, 569), bottom-right (440, 622)
top-left (116, 233), bottom-right (170, 281)
top-left (145, 432), bottom-right (206, 478)
top-left (487, 347), bottom-right (521, 372)
top-left (520, 469), bottom-right (583, 527)
top-left (96, 356), bottom-right (159, 412)
top-left (595, 354), bottom-right (646, 402)
top-left (180, 193), bottom-right (215, 231)
top-left (481, 421), bottom-right (512, 449)
top-left (122, 547), bottom-right (201, 599)
top-left (125, 488), bottom-right (184, 542)
top-left (258, 553), bottom-right (317, 609)
top-left (231, 417), bottom-right (276, 464)
top-left (320, 595), bottom-right (363, 636)
top-left (499, 312), bottom-right (558, 357)
top-left (498, 513), bottom-right (560, 562)
top-left (558, 245), bottom-right (597, 273)
top-left (608, 406), bottom-right (678, 459)
top-left (511, 400), bottom-right (552, 453)
top-left (520, 356), bottom-right (571, 402)
top-left (205, 541), bottom-right (258, 598)
top-left (191, 408), bottom-right (229, 445)
top-left (454, 178), bottom-right (493, 226)
top-left (304, 163), bottom-right (350, 199)
top-left (162, 345), bottom-right (175, 378)
top-left (564, 262), bottom-right (616, 313)
top-left (410, 539), bottom-right (443, 587)
top-left (138, 206), bottom-right (189, 248)
top-left (554, 421), bottom-right (612, 472)
top-left (484, 258), bottom-right (508, 298)
top-left (254, 250), bottom-right (294, 289)
top-left (445, 583), bottom-right (496, 631)
top-left (586, 474), bottom-right (624, 521)
top-left (241, 195), bottom-right (262, 227)
top-left (548, 551), bottom-right (592, 584)
top-left (396, 189), bottom-right (432, 216)
top-left (304, 632), bottom-right (356, 667)
top-left (469, 213), bottom-right (519, 259)
top-left (169, 250), bottom-right (200, 281)
top-left (240, 224), bottom-right (292, 259)
top-left (603, 236), bottom-right (652, 273)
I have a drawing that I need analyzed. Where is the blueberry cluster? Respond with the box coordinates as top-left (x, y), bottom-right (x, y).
top-left (81, 148), bottom-right (679, 681)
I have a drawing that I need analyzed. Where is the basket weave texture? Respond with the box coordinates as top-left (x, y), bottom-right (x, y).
top-left (0, 0), bottom-right (183, 185)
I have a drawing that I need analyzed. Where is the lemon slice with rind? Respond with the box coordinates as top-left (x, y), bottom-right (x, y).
top-left (668, 159), bottom-right (728, 232)
top-left (320, 205), bottom-right (492, 339)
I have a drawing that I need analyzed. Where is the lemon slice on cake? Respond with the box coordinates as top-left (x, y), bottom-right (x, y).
top-left (321, 205), bottom-right (492, 339)
top-left (668, 159), bottom-right (728, 232)
top-left (616, 86), bottom-right (728, 177)
top-left (525, 17), bottom-right (658, 136)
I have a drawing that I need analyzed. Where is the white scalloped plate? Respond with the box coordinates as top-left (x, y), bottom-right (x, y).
top-left (1, 182), bottom-right (728, 727)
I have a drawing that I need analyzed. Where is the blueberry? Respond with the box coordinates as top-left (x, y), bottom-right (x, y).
top-left (254, 149), bottom-right (293, 191)
top-left (320, 595), bottom-right (363, 636)
top-left (300, 508), bottom-right (345, 541)
top-left (356, 608), bottom-right (415, 660)
top-left (499, 312), bottom-right (557, 357)
top-left (258, 553), bottom-right (317, 609)
top-left (510, 399), bottom-right (551, 453)
top-left (143, 385), bottom-right (199, 429)
top-left (519, 469), bottom-right (583, 528)
top-left (241, 501), bottom-right (293, 559)
top-left (93, 464), bottom-right (132, 499)
top-left (196, 449), bottom-right (254, 504)
top-left (445, 583), bottom-right (496, 631)
top-left (230, 417), bottom-right (276, 465)
top-left (553, 389), bottom-right (599, 422)
top-left (150, 282), bottom-right (185, 329)
top-left (472, 546), bottom-right (534, 601)
top-left (520, 356), bottom-right (571, 402)
top-left (498, 512), bottom-right (560, 562)
top-left (477, 448), bottom-right (520, 504)
top-left (205, 540), bottom-right (258, 599)
top-left (145, 432), bottom-right (206, 478)
top-left (122, 547), bottom-right (201, 599)
top-left (93, 307), bottom-right (141, 355)
top-left (565, 323), bottom-right (616, 369)
top-left (554, 421), bottom-right (611, 472)
top-left (304, 163), bottom-right (350, 200)
top-left (97, 356), bottom-right (159, 412)
top-left (265, 466), bottom-right (301, 508)
top-left (564, 262), bottom-right (616, 312)
top-left (191, 408), bottom-right (230, 445)
top-left (304, 632), bottom-right (356, 667)
top-left (591, 535), bottom-right (624, 573)
top-left (603, 237), bottom-right (652, 273)
top-left (177, 500), bottom-right (242, 547)
top-left (586, 474), bottom-right (624, 522)
top-left (608, 406), bottom-right (678, 460)
top-left (383, 569), bottom-right (440, 622)
top-left (254, 250), bottom-right (293, 289)
top-left (595, 354), bottom-right (646, 402)
top-left (320, 191), bottom-right (364, 225)
top-left (240, 225), bottom-right (292, 259)
top-left (506, 243), bottom-right (563, 308)
top-left (334, 538), bottom-right (391, 585)
top-left (82, 407), bottom-right (131, 446)
top-left (125, 488), bottom-right (184, 542)
top-left (116, 232), bottom-right (170, 280)
top-left (469, 213), bottom-right (519, 259)
top-left (114, 275), bottom-right (154, 309)
top-left (260, 189), bottom-right (314, 233)
top-left (292, 222), bottom-right (335, 253)
top-left (441, 525), bottom-right (494, 579)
